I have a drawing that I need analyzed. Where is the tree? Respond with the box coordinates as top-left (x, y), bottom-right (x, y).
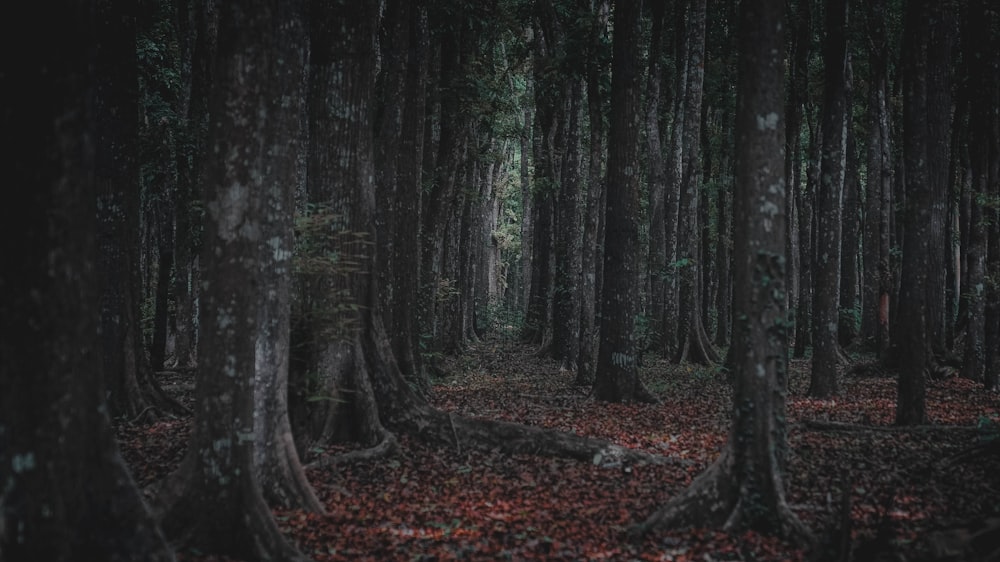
top-left (151, 2), bottom-right (309, 559)
top-left (0, 2), bottom-right (173, 558)
top-left (959, 0), bottom-right (992, 384)
top-left (96, 0), bottom-right (183, 421)
top-left (593, 0), bottom-right (656, 403)
top-left (860, 0), bottom-right (893, 357)
top-left (577, 0), bottom-right (610, 386)
top-left (673, 0), bottom-right (719, 365)
top-left (787, 0), bottom-right (812, 359)
top-left (646, 0), bottom-right (668, 355)
top-left (895, 0), bottom-right (933, 425)
top-left (251, 2), bottom-right (321, 513)
top-left (379, 0), bottom-right (428, 382)
top-left (631, 0), bottom-right (811, 543)
top-left (810, 0), bottom-right (849, 398)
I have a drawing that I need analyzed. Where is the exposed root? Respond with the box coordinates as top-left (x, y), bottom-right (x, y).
top-left (305, 430), bottom-right (399, 470)
top-left (395, 403), bottom-right (691, 468)
top-left (628, 449), bottom-right (814, 549)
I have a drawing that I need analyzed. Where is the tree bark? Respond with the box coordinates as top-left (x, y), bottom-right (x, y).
top-left (250, 6), bottom-right (321, 514)
top-left (788, 0), bottom-right (812, 359)
top-left (896, 0), bottom-right (932, 425)
top-left (593, 0), bottom-right (656, 403)
top-left (860, 0), bottom-right (893, 356)
top-left (959, 0), bottom-right (992, 384)
top-left (96, 0), bottom-right (184, 422)
top-left (838, 59), bottom-right (860, 348)
top-left (153, 3), bottom-right (310, 559)
top-left (646, 0), bottom-right (667, 353)
top-left (673, 0), bottom-right (719, 366)
top-left (809, 0), bottom-right (849, 398)
top-left (577, 0), bottom-right (609, 386)
top-left (0, 4), bottom-right (174, 558)
top-left (632, 0), bottom-right (811, 544)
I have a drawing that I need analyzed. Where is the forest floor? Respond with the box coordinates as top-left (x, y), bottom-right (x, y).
top-left (118, 339), bottom-right (1000, 562)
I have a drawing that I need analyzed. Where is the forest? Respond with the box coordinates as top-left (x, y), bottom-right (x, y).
top-left (2, 0), bottom-right (999, 560)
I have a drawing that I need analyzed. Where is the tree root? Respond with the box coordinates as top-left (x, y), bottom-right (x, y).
top-left (393, 403), bottom-right (691, 467)
top-left (305, 429), bottom-right (400, 470)
top-left (628, 449), bottom-right (814, 549)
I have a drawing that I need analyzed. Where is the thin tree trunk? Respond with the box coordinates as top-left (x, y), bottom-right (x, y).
top-left (673, 0), bottom-right (718, 366)
top-left (577, 0), bottom-right (609, 386)
top-left (646, 0), bottom-right (667, 352)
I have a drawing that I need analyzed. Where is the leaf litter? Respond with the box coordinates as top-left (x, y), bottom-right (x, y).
top-left (117, 342), bottom-right (1000, 561)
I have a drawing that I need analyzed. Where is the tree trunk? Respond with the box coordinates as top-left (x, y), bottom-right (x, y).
top-left (0, 4), bottom-right (174, 557)
top-left (419, 20), bottom-right (464, 371)
top-left (96, 0), bottom-right (186, 422)
top-left (860, 0), bottom-right (893, 356)
top-left (250, 8), bottom-right (321, 514)
top-left (839, 60), bottom-right (860, 348)
top-left (985, 12), bottom-right (1000, 392)
top-left (153, 3), bottom-right (310, 559)
top-left (896, 0), bottom-right (932, 426)
top-left (959, 0), bottom-right (992, 383)
top-left (593, 0), bottom-right (656, 403)
top-left (661, 0), bottom-right (688, 359)
top-left (390, 1), bottom-right (429, 381)
top-left (577, 0), bottom-right (609, 386)
top-left (553, 79), bottom-right (584, 371)
top-left (170, 0), bottom-right (215, 372)
top-left (632, 0), bottom-right (811, 543)
top-left (673, 0), bottom-right (718, 366)
top-left (809, 0), bottom-right (848, 398)
top-left (924, 0), bottom-right (957, 357)
top-left (788, 0), bottom-right (811, 358)
top-left (646, 0), bottom-right (667, 353)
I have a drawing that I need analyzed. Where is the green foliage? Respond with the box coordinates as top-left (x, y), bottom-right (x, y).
top-left (291, 203), bottom-right (371, 343)
top-left (476, 297), bottom-right (525, 341)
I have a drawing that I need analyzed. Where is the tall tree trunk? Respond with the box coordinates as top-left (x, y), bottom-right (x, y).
top-left (673, 0), bottom-right (718, 366)
top-left (839, 59), bottom-right (860, 348)
top-left (251, 7), bottom-right (321, 514)
top-left (390, 1), bottom-right (429, 381)
top-left (809, 0), bottom-right (848, 398)
top-left (577, 0), bottom-right (609, 386)
top-left (662, 0), bottom-right (688, 359)
top-left (984, 12), bottom-right (1000, 392)
top-left (786, 0), bottom-right (810, 356)
top-left (1, 3), bottom-right (174, 557)
top-left (861, 0), bottom-right (893, 356)
top-left (593, 0), bottom-right (655, 403)
top-left (97, 0), bottom-right (186, 421)
top-left (646, 0), bottom-right (667, 352)
top-left (553, 80), bottom-right (584, 371)
top-left (924, 0), bottom-right (957, 358)
top-left (152, 4), bottom-right (310, 560)
top-left (959, 0), bottom-right (992, 383)
top-left (896, 0), bottom-right (932, 425)
top-left (419, 20), bottom-right (465, 369)
top-left (170, 0), bottom-right (216, 372)
top-left (632, 0), bottom-right (811, 543)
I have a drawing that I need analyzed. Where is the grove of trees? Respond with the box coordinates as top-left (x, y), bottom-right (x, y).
top-left (2, 0), bottom-right (998, 560)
